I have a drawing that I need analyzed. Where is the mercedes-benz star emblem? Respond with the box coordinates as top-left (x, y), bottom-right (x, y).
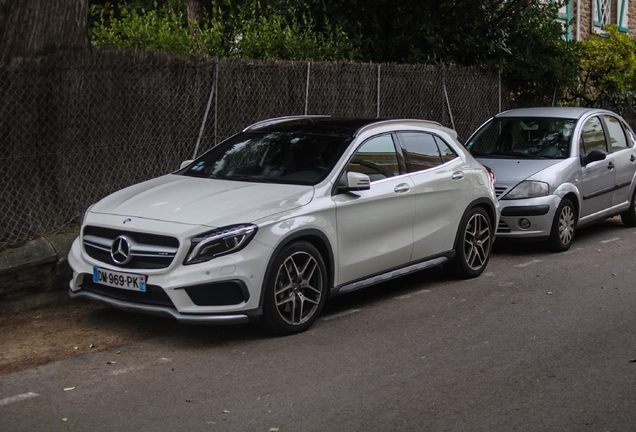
top-left (111, 236), bottom-right (133, 265)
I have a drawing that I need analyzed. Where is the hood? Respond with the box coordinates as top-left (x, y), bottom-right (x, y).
top-left (474, 157), bottom-right (562, 185)
top-left (90, 174), bottom-right (315, 227)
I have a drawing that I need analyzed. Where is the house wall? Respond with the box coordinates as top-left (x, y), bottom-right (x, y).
top-left (569, 1), bottom-right (635, 40)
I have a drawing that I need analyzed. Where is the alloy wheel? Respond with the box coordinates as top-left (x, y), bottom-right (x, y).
top-left (274, 251), bottom-right (324, 326)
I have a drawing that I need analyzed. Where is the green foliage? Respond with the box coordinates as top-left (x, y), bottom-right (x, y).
top-left (90, 0), bottom-right (357, 61)
top-left (565, 25), bottom-right (636, 108)
top-left (231, 2), bottom-right (355, 61)
top-left (497, 1), bottom-right (580, 105)
top-left (91, 2), bottom-right (225, 55)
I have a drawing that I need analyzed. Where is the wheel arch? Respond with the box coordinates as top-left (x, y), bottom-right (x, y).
top-left (452, 197), bottom-right (497, 248)
top-left (561, 192), bottom-right (579, 224)
top-left (258, 228), bottom-right (335, 309)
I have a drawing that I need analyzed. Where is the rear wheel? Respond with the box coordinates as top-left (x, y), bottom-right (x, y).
top-left (260, 241), bottom-right (328, 335)
top-left (450, 207), bottom-right (492, 279)
top-left (548, 198), bottom-right (575, 252)
top-left (620, 189), bottom-right (636, 227)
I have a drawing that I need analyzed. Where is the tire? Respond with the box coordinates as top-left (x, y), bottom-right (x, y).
top-left (548, 198), bottom-right (576, 252)
top-left (260, 241), bottom-right (328, 335)
top-left (620, 188), bottom-right (636, 227)
top-left (450, 207), bottom-right (493, 279)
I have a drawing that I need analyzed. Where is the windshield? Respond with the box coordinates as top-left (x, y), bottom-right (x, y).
top-left (466, 117), bottom-right (576, 159)
top-left (180, 131), bottom-right (353, 185)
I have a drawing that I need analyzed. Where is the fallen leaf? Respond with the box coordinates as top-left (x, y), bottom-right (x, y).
top-left (186, 398), bottom-right (193, 403)
top-left (63, 387), bottom-right (75, 391)
top-left (222, 410), bottom-right (230, 414)
top-left (106, 361), bottom-right (116, 365)
top-left (116, 350), bottom-right (121, 355)
top-left (269, 428), bottom-right (280, 432)
top-left (546, 292), bottom-right (553, 295)
top-left (62, 418), bottom-right (68, 422)
top-left (629, 358), bottom-right (636, 363)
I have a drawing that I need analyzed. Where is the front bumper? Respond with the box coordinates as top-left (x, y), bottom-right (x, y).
top-left (496, 195), bottom-right (561, 239)
top-left (68, 288), bottom-right (258, 324)
top-left (68, 234), bottom-right (272, 324)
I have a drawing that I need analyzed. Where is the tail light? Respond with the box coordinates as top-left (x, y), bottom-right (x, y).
top-left (485, 166), bottom-right (496, 185)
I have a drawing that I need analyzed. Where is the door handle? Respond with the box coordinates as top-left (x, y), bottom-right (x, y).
top-left (451, 171), bottom-right (465, 180)
top-left (394, 183), bottom-right (410, 194)
top-left (630, 154), bottom-right (636, 162)
top-left (608, 162), bottom-right (615, 170)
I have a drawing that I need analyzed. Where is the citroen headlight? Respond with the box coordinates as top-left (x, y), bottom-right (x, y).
top-left (503, 181), bottom-right (549, 200)
top-left (184, 224), bottom-right (258, 265)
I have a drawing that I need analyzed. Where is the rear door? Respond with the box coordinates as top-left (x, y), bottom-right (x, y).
top-left (602, 114), bottom-right (636, 207)
top-left (398, 132), bottom-right (472, 260)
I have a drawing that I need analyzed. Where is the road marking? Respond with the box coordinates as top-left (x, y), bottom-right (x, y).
top-left (514, 259), bottom-right (542, 268)
top-left (322, 309), bottom-right (361, 321)
top-left (0, 392), bottom-right (39, 406)
top-left (395, 289), bottom-right (432, 299)
top-left (600, 237), bottom-right (620, 244)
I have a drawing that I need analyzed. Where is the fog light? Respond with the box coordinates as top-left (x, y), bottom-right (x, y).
top-left (518, 218), bottom-right (531, 230)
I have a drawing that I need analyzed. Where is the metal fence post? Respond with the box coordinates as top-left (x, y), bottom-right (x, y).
top-left (305, 62), bottom-right (311, 115)
top-left (376, 64), bottom-right (381, 118)
top-left (498, 70), bottom-right (502, 113)
top-left (214, 57), bottom-right (219, 147)
top-left (442, 65), bottom-right (456, 131)
top-left (192, 57), bottom-right (217, 159)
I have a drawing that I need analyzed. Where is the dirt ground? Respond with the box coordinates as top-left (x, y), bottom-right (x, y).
top-left (0, 298), bottom-right (181, 376)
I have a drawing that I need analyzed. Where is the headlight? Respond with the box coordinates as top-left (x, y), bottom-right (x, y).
top-left (502, 181), bottom-right (549, 200)
top-left (79, 204), bottom-right (95, 227)
top-left (184, 224), bottom-right (258, 265)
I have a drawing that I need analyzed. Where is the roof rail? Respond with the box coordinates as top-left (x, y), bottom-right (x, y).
top-left (243, 115), bottom-right (331, 131)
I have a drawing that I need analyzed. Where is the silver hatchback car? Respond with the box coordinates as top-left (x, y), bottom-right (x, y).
top-left (466, 107), bottom-right (636, 251)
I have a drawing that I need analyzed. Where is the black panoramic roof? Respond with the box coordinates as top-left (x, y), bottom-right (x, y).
top-left (244, 116), bottom-right (384, 137)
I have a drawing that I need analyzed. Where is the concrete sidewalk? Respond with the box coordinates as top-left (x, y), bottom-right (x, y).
top-left (0, 231), bottom-right (78, 313)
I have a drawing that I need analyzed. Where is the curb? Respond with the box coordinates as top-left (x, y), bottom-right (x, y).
top-left (0, 231), bottom-right (78, 313)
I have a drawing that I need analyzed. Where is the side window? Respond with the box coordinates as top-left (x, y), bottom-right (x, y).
top-left (401, 132), bottom-right (443, 173)
top-left (604, 115), bottom-right (628, 151)
top-left (434, 136), bottom-right (458, 162)
top-left (579, 116), bottom-right (608, 156)
top-left (347, 135), bottom-right (400, 181)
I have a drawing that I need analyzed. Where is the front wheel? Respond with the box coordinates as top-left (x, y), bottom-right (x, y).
top-left (548, 198), bottom-right (575, 252)
top-left (450, 207), bottom-right (492, 279)
top-left (260, 241), bottom-right (328, 335)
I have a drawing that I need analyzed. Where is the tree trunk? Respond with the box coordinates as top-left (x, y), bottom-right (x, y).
top-left (0, 0), bottom-right (88, 63)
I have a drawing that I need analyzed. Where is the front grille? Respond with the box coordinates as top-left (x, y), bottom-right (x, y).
top-left (80, 274), bottom-right (175, 308)
top-left (497, 220), bottom-right (511, 233)
top-left (495, 186), bottom-right (508, 198)
top-left (83, 225), bottom-right (179, 270)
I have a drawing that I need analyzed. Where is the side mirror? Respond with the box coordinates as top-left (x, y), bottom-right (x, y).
top-left (180, 160), bottom-right (194, 169)
top-left (337, 171), bottom-right (371, 194)
top-left (581, 149), bottom-right (606, 166)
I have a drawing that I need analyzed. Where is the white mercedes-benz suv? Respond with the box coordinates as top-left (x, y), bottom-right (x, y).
top-left (68, 116), bottom-right (499, 334)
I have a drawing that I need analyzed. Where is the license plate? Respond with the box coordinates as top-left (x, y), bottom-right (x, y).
top-left (93, 267), bottom-right (147, 292)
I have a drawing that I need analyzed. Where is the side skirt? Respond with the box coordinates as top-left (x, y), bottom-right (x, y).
top-left (330, 251), bottom-right (454, 297)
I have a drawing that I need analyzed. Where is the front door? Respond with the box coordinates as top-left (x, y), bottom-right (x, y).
top-left (579, 116), bottom-right (615, 217)
top-left (333, 134), bottom-right (415, 285)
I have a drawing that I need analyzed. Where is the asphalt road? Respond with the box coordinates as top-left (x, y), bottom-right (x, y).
top-left (1, 217), bottom-right (635, 431)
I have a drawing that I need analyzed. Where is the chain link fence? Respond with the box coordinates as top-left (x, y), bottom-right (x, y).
top-left (1, 49), bottom-right (514, 248)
